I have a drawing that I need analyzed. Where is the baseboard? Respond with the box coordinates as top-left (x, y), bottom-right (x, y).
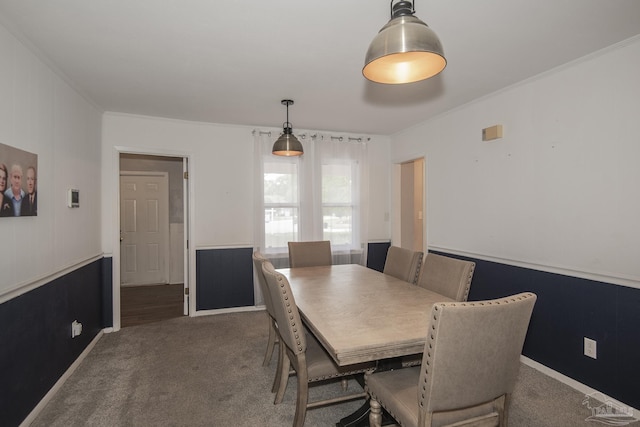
top-left (521, 356), bottom-right (638, 414)
top-left (192, 305), bottom-right (265, 317)
top-left (19, 330), bottom-right (105, 427)
top-left (120, 283), bottom-right (177, 287)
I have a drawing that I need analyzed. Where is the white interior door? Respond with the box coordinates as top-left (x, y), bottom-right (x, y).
top-left (120, 173), bottom-right (170, 286)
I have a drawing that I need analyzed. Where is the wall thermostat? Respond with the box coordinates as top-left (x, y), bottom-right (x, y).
top-left (67, 189), bottom-right (79, 208)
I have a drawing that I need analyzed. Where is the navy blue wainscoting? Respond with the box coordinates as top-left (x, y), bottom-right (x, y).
top-left (367, 241), bottom-right (391, 273)
top-left (101, 256), bottom-right (113, 328)
top-left (430, 250), bottom-right (640, 410)
top-left (0, 259), bottom-right (105, 427)
top-left (196, 247), bottom-right (254, 310)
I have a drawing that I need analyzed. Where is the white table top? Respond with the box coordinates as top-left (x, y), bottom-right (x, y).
top-left (279, 264), bottom-right (453, 366)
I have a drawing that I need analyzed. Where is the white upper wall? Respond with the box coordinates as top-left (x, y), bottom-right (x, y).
top-left (391, 37), bottom-right (640, 288)
top-left (101, 113), bottom-right (391, 255)
top-left (0, 22), bottom-right (102, 299)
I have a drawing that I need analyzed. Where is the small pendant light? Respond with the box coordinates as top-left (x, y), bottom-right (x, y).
top-left (363, 0), bottom-right (446, 84)
top-left (272, 99), bottom-right (303, 156)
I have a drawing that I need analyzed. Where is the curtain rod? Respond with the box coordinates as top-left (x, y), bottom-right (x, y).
top-left (253, 129), bottom-right (369, 142)
top-left (252, 129), bottom-right (315, 139)
top-left (327, 135), bottom-right (369, 142)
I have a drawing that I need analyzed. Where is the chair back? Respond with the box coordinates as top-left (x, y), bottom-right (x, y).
top-left (417, 253), bottom-right (475, 301)
top-left (288, 240), bottom-right (332, 268)
top-left (418, 293), bottom-right (537, 424)
top-left (383, 246), bottom-right (424, 284)
top-left (253, 251), bottom-right (275, 317)
top-left (261, 262), bottom-right (307, 356)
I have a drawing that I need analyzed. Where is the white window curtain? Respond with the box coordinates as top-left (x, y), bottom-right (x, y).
top-left (253, 130), bottom-right (369, 268)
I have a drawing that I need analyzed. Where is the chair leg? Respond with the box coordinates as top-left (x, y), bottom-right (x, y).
top-left (274, 353), bottom-right (290, 404)
top-left (272, 340), bottom-right (283, 393)
top-left (293, 366), bottom-right (309, 427)
top-left (499, 394), bottom-right (508, 426)
top-left (369, 398), bottom-right (382, 427)
top-left (263, 320), bottom-right (278, 366)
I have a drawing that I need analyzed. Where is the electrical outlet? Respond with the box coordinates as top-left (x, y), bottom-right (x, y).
top-left (71, 320), bottom-right (82, 338)
top-left (584, 337), bottom-right (597, 359)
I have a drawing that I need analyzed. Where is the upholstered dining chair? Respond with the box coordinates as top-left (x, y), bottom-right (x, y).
top-left (365, 292), bottom-right (537, 427)
top-left (383, 246), bottom-right (424, 284)
top-left (261, 261), bottom-right (375, 427)
top-left (288, 240), bottom-right (332, 268)
top-left (254, 253), bottom-right (327, 396)
top-left (252, 252), bottom-right (279, 365)
top-left (253, 251), bottom-right (288, 395)
top-left (417, 253), bottom-right (476, 302)
top-left (402, 253), bottom-right (476, 367)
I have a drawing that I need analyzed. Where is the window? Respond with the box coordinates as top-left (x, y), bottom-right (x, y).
top-left (322, 161), bottom-right (357, 248)
top-left (263, 160), bottom-right (299, 250)
top-left (263, 159), bottom-right (359, 251)
top-left (254, 131), bottom-right (368, 264)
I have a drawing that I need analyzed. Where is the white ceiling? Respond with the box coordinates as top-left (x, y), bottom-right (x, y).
top-left (1, 0), bottom-right (639, 135)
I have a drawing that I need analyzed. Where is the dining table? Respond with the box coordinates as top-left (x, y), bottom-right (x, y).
top-left (279, 263), bottom-right (454, 366)
top-left (278, 263), bottom-right (454, 426)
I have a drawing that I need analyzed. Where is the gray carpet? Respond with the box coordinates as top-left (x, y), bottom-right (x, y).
top-left (31, 311), bottom-right (598, 426)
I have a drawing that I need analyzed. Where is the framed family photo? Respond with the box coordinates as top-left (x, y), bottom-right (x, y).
top-left (0, 142), bottom-right (38, 218)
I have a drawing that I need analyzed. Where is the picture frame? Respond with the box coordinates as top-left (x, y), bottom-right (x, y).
top-left (0, 142), bottom-right (38, 217)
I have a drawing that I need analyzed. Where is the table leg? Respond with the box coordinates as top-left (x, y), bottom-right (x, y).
top-left (335, 358), bottom-right (403, 427)
top-left (335, 400), bottom-right (396, 427)
top-left (369, 400), bottom-right (382, 427)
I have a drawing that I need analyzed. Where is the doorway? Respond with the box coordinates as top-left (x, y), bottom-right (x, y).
top-left (118, 153), bottom-right (189, 328)
top-left (395, 157), bottom-right (425, 252)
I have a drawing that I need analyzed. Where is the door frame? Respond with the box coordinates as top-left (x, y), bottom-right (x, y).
top-left (112, 146), bottom-right (195, 332)
top-left (392, 156), bottom-right (427, 251)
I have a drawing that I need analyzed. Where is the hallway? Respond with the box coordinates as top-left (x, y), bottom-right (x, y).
top-left (120, 284), bottom-right (184, 327)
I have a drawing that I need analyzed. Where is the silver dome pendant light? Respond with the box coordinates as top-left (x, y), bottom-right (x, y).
top-left (272, 99), bottom-right (303, 157)
top-left (363, 0), bottom-right (446, 84)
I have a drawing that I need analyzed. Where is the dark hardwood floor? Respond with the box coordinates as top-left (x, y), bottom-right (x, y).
top-left (121, 284), bottom-right (184, 328)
